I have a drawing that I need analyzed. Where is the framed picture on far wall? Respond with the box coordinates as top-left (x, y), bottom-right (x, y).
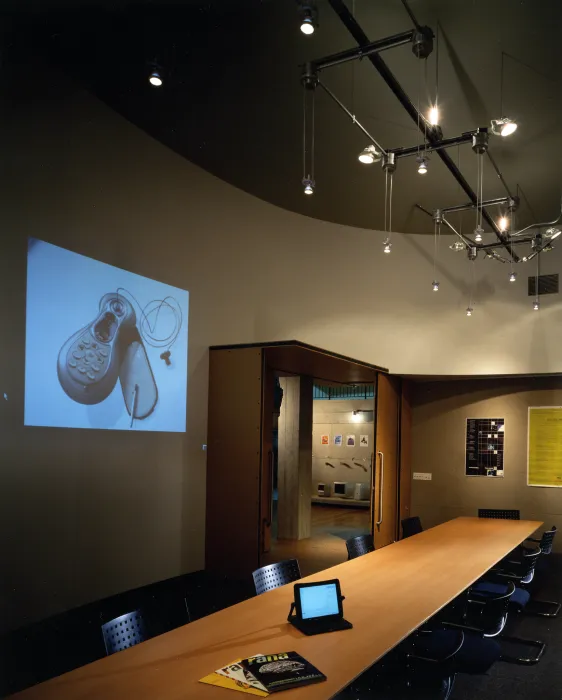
top-left (346, 435), bottom-right (355, 447)
top-left (334, 434), bottom-right (343, 446)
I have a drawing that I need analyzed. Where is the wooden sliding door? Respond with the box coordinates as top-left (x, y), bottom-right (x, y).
top-left (372, 373), bottom-right (401, 548)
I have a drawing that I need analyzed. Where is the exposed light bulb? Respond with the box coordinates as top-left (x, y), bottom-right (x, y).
top-left (466, 307), bottom-right (473, 317)
top-left (491, 117), bottom-right (518, 137)
top-left (499, 216), bottom-right (509, 232)
top-left (302, 177), bottom-right (315, 195)
top-left (533, 299), bottom-right (540, 311)
top-left (501, 121), bottom-right (517, 137)
top-left (546, 227), bottom-right (561, 240)
top-left (416, 155), bottom-right (428, 175)
top-left (299, 4), bottom-right (317, 35)
top-left (509, 271), bottom-right (517, 282)
top-left (358, 145), bottom-right (381, 164)
top-left (149, 70), bottom-right (162, 87)
top-left (383, 238), bottom-right (392, 254)
top-left (474, 225), bottom-right (484, 243)
top-left (432, 281), bottom-right (439, 291)
top-left (428, 106), bottom-right (439, 126)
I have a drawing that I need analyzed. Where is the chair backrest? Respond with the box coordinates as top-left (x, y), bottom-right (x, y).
top-left (478, 509), bottom-right (520, 520)
top-left (401, 516), bottom-right (423, 539)
top-left (252, 559), bottom-right (301, 595)
top-left (468, 581), bottom-right (515, 637)
top-left (101, 611), bottom-right (148, 656)
top-left (346, 534), bottom-right (375, 560)
top-left (519, 546), bottom-right (542, 584)
top-left (540, 526), bottom-right (557, 554)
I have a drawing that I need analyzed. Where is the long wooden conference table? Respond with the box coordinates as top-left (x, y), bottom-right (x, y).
top-left (13, 516), bottom-right (542, 700)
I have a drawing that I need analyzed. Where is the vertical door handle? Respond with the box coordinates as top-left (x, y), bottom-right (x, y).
top-left (266, 450), bottom-right (274, 527)
top-left (376, 450), bottom-right (384, 526)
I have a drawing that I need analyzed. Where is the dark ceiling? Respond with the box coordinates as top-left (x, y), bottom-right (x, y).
top-left (5, 0), bottom-right (562, 235)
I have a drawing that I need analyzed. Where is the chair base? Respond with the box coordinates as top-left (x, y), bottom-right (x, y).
top-left (498, 634), bottom-right (546, 665)
top-left (524, 598), bottom-right (560, 618)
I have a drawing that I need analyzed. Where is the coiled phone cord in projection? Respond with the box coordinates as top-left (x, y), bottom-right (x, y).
top-left (116, 287), bottom-right (183, 351)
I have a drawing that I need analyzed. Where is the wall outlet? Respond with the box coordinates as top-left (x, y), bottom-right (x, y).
top-left (413, 472), bottom-right (432, 481)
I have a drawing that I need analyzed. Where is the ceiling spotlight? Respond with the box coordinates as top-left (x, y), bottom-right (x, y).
top-left (499, 216), bottom-right (509, 232)
top-left (299, 3), bottom-right (317, 35)
top-left (358, 145), bottom-right (382, 164)
top-left (428, 106), bottom-right (439, 126)
top-left (474, 225), bottom-right (484, 243)
top-left (416, 155), bottom-right (428, 175)
top-left (432, 280), bottom-right (440, 292)
top-left (491, 117), bottom-right (518, 137)
top-left (509, 271), bottom-right (517, 282)
top-left (450, 241), bottom-right (466, 251)
top-left (302, 177), bottom-right (315, 195)
top-left (148, 70), bottom-right (162, 87)
top-left (545, 227), bottom-right (561, 240)
top-left (383, 238), bottom-right (392, 254)
top-left (533, 300), bottom-right (540, 311)
top-left (466, 307), bottom-right (473, 317)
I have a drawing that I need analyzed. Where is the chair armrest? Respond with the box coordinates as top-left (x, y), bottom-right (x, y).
top-left (526, 537), bottom-right (541, 543)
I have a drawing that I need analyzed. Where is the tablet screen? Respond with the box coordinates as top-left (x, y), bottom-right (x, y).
top-left (299, 582), bottom-right (339, 619)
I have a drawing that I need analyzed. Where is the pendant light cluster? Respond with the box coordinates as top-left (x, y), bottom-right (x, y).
top-left (295, 3), bottom-right (562, 319)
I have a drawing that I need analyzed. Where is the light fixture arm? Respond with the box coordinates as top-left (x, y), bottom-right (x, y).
top-left (309, 30), bottom-right (415, 71)
top-left (439, 196), bottom-right (517, 215)
top-left (509, 197), bottom-right (562, 238)
top-left (317, 79), bottom-right (387, 156)
top-left (387, 131), bottom-right (474, 159)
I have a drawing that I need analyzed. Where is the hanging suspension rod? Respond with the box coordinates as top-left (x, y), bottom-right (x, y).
top-left (316, 79), bottom-right (387, 156)
top-left (486, 151), bottom-right (514, 200)
top-left (327, 0), bottom-right (519, 262)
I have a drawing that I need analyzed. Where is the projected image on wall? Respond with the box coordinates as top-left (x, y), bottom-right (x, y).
top-left (25, 239), bottom-right (189, 432)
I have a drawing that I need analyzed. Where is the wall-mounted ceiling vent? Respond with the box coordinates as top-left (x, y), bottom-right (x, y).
top-left (528, 273), bottom-right (559, 296)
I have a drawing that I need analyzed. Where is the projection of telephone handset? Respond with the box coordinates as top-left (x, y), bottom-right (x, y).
top-left (57, 291), bottom-right (182, 426)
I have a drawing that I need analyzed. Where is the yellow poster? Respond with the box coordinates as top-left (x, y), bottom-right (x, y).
top-left (528, 407), bottom-right (562, 487)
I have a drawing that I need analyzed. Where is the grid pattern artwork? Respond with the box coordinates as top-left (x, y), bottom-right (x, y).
top-left (466, 418), bottom-right (505, 477)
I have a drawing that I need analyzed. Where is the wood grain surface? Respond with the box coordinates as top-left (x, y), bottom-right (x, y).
top-left (13, 517), bottom-right (542, 700)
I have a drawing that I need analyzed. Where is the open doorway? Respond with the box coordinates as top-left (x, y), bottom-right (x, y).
top-left (263, 379), bottom-right (374, 577)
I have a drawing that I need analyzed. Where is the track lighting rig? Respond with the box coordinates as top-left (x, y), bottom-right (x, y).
top-left (299, 0), bottom-right (561, 306)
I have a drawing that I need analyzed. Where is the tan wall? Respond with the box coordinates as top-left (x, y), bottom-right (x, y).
top-left (2, 53), bottom-right (562, 631)
top-left (312, 400), bottom-right (374, 495)
top-left (411, 377), bottom-right (562, 549)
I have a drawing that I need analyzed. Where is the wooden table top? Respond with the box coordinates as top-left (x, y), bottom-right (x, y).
top-left (14, 517), bottom-right (541, 700)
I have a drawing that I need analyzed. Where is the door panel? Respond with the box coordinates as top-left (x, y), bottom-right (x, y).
top-left (372, 373), bottom-right (401, 548)
top-left (206, 348), bottom-right (264, 578)
top-left (260, 366), bottom-right (276, 558)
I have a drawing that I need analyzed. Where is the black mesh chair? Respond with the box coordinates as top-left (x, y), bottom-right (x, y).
top-left (101, 611), bottom-right (148, 656)
top-left (402, 516), bottom-right (423, 539)
top-left (478, 509), bottom-right (520, 520)
top-left (520, 528), bottom-right (560, 618)
top-left (252, 559), bottom-right (301, 595)
top-left (346, 534), bottom-right (375, 560)
top-left (527, 525), bottom-right (557, 555)
top-left (461, 580), bottom-right (545, 665)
